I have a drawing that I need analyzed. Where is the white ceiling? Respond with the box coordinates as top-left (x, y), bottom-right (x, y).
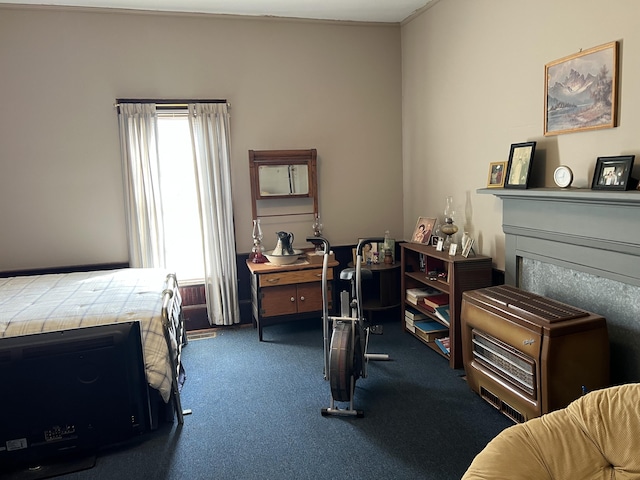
top-left (0, 0), bottom-right (435, 22)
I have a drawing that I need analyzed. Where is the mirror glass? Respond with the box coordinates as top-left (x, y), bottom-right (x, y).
top-left (258, 164), bottom-right (309, 196)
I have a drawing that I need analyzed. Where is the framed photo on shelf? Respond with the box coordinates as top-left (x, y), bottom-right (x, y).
top-left (411, 217), bottom-right (436, 244)
top-left (544, 41), bottom-right (618, 136)
top-left (591, 155), bottom-right (635, 191)
top-left (486, 161), bottom-right (507, 188)
top-left (504, 141), bottom-right (536, 189)
top-left (461, 237), bottom-right (475, 258)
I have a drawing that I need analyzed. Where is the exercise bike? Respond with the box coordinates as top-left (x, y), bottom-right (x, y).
top-left (307, 236), bottom-right (390, 417)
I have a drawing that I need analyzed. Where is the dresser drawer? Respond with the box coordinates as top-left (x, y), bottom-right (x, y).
top-left (259, 268), bottom-right (333, 287)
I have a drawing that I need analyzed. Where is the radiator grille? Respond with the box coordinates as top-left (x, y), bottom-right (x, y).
top-left (179, 284), bottom-right (206, 306)
top-left (480, 386), bottom-right (525, 423)
top-left (472, 329), bottom-right (536, 396)
top-left (476, 285), bottom-right (588, 323)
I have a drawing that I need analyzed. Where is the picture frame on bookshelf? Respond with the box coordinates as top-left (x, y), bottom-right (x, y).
top-left (411, 217), bottom-right (436, 245)
top-left (504, 141), bottom-right (536, 189)
top-left (590, 155), bottom-right (635, 191)
top-left (487, 161), bottom-right (507, 188)
top-left (461, 237), bottom-right (475, 258)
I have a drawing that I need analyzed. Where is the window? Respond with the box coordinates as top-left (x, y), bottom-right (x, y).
top-left (157, 114), bottom-right (205, 283)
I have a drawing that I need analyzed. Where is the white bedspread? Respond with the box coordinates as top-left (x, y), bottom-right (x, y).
top-left (0, 268), bottom-right (177, 402)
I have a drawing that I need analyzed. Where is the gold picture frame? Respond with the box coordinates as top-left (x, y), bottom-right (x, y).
top-left (544, 41), bottom-right (619, 136)
top-left (486, 161), bottom-right (506, 188)
top-left (411, 216), bottom-right (436, 244)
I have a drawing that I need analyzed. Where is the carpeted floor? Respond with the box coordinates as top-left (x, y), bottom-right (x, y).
top-left (47, 317), bottom-right (513, 480)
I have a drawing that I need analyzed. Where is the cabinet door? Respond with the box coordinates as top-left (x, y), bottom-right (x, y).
top-left (260, 285), bottom-right (297, 317)
top-left (296, 282), bottom-right (324, 313)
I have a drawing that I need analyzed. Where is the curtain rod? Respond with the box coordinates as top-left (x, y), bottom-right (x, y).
top-left (114, 98), bottom-right (229, 108)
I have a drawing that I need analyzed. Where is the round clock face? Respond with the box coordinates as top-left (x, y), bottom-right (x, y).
top-left (554, 166), bottom-right (573, 188)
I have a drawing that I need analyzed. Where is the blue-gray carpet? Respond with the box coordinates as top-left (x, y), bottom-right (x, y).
top-left (56, 318), bottom-right (512, 479)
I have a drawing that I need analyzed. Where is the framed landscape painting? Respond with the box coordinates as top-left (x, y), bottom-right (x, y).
top-left (544, 41), bottom-right (618, 136)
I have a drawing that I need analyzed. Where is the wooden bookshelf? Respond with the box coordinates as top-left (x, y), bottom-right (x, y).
top-left (400, 242), bottom-right (492, 369)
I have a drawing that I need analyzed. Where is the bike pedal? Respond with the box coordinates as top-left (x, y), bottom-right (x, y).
top-left (369, 325), bottom-right (384, 335)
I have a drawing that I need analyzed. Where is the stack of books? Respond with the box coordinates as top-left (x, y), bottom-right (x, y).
top-left (405, 286), bottom-right (440, 306)
top-left (404, 305), bottom-right (428, 332)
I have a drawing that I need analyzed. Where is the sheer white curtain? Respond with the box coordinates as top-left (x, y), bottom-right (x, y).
top-left (118, 101), bottom-right (240, 326)
top-left (117, 103), bottom-right (166, 268)
top-left (188, 103), bottom-right (239, 326)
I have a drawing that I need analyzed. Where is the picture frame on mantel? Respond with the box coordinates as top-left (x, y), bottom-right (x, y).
top-left (591, 155), bottom-right (635, 191)
top-left (504, 141), bottom-right (536, 189)
top-left (486, 161), bottom-right (507, 188)
top-left (544, 41), bottom-right (619, 136)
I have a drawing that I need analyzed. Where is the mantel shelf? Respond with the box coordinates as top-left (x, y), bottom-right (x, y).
top-left (478, 187), bottom-right (640, 206)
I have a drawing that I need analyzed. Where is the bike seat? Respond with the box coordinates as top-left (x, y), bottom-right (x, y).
top-left (340, 267), bottom-right (373, 281)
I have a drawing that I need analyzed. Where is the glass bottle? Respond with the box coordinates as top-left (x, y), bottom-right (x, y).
top-left (312, 214), bottom-right (323, 252)
top-left (383, 230), bottom-right (393, 264)
top-left (440, 196), bottom-right (459, 249)
top-left (250, 219), bottom-right (267, 263)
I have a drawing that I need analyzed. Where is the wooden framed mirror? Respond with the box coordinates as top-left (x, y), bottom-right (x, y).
top-left (249, 149), bottom-right (318, 220)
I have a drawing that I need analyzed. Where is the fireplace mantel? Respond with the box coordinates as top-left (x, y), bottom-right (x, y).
top-left (478, 187), bottom-right (640, 287)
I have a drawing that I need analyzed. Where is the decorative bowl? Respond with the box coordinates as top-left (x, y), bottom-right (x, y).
top-left (264, 249), bottom-right (303, 266)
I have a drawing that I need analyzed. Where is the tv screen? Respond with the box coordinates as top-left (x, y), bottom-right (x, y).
top-left (0, 321), bottom-right (151, 473)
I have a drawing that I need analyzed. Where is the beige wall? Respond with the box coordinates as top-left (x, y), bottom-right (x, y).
top-left (403, 0), bottom-right (640, 270)
top-left (3, 1), bottom-right (639, 274)
top-left (0, 6), bottom-right (403, 271)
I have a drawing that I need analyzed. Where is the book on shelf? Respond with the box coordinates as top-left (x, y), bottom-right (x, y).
top-left (422, 293), bottom-right (449, 310)
top-left (404, 306), bottom-right (429, 321)
top-left (405, 286), bottom-right (440, 305)
top-left (433, 305), bottom-right (450, 326)
top-left (413, 322), bottom-right (448, 343)
top-left (414, 320), bottom-right (448, 334)
top-left (434, 336), bottom-right (450, 356)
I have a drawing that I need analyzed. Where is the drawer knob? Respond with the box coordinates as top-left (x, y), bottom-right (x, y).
top-left (300, 296), bottom-right (305, 301)
top-left (290, 297), bottom-right (295, 302)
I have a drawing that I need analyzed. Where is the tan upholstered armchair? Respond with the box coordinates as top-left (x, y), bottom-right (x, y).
top-left (462, 383), bottom-right (640, 480)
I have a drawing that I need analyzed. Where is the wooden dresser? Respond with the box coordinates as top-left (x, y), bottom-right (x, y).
top-left (247, 259), bottom-right (338, 340)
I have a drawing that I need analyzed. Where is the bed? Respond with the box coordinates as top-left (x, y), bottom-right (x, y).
top-left (0, 267), bottom-right (188, 425)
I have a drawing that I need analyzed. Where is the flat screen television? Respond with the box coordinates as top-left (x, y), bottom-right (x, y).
top-left (0, 321), bottom-right (151, 475)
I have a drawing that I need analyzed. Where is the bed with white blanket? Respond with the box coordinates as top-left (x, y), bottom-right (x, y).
top-left (0, 267), bottom-right (187, 425)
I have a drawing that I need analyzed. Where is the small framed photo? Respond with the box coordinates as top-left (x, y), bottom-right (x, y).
top-left (431, 235), bottom-right (440, 247)
top-left (486, 161), bottom-right (507, 188)
top-left (436, 238), bottom-right (444, 251)
top-left (504, 141), bottom-right (536, 189)
top-left (411, 216), bottom-right (436, 244)
top-left (591, 155), bottom-right (635, 190)
top-left (448, 244), bottom-right (457, 256)
top-left (461, 238), bottom-right (475, 258)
